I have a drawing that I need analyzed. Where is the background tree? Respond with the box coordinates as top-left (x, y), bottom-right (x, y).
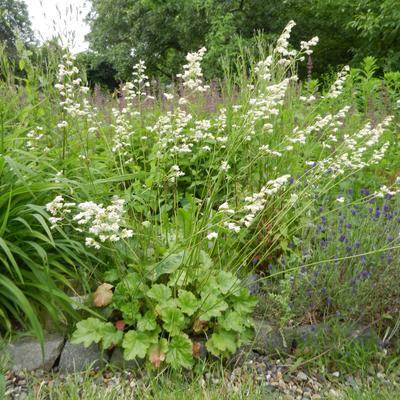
top-left (349, 0), bottom-right (400, 71)
top-left (86, 0), bottom-right (400, 83)
top-left (0, 0), bottom-right (33, 58)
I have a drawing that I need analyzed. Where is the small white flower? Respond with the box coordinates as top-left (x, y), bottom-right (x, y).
top-left (57, 121), bottom-right (68, 129)
top-left (164, 93), bottom-right (174, 100)
top-left (120, 228), bottom-right (134, 238)
top-left (336, 196), bottom-right (345, 203)
top-left (207, 232), bottom-right (218, 240)
top-left (224, 222), bottom-right (241, 233)
top-left (221, 161), bottom-right (230, 172)
top-left (85, 237), bottom-right (101, 250)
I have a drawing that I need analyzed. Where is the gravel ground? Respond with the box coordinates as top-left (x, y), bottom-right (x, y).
top-left (4, 351), bottom-right (399, 399)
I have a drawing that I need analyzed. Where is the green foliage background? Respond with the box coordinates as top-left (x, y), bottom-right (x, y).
top-left (83, 0), bottom-right (400, 85)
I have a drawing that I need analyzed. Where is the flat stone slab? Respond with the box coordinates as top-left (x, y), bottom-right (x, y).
top-left (7, 333), bottom-right (64, 372)
top-left (58, 341), bottom-right (102, 373)
top-left (109, 347), bottom-right (143, 370)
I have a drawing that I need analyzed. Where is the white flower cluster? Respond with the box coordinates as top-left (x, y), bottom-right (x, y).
top-left (259, 144), bottom-right (282, 157)
top-left (25, 126), bottom-right (44, 150)
top-left (177, 47), bottom-right (210, 93)
top-left (308, 116), bottom-right (393, 177)
top-left (274, 20), bottom-right (297, 63)
top-left (240, 175), bottom-right (292, 227)
top-left (110, 61), bottom-right (154, 159)
top-left (111, 107), bottom-right (134, 160)
top-left (244, 77), bottom-right (293, 141)
top-left (55, 53), bottom-right (97, 133)
top-left (326, 66), bottom-right (350, 98)
top-left (149, 108), bottom-right (193, 155)
top-left (221, 161), bottom-right (231, 172)
top-left (300, 36), bottom-right (319, 55)
top-left (122, 60), bottom-right (154, 107)
top-left (374, 185), bottom-right (400, 198)
top-left (216, 175), bottom-right (292, 234)
top-left (168, 165), bottom-right (185, 182)
top-left (218, 202), bottom-right (235, 215)
top-left (148, 104), bottom-right (230, 160)
top-left (255, 56), bottom-right (273, 82)
top-left (46, 195), bottom-right (133, 249)
top-left (289, 106), bottom-right (351, 146)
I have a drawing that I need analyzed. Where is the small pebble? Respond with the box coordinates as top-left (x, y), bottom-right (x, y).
top-left (296, 371), bottom-right (308, 381)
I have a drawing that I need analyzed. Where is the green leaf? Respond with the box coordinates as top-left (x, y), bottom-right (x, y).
top-left (215, 270), bottom-right (239, 294)
top-left (161, 306), bottom-right (186, 336)
top-left (237, 327), bottom-right (255, 347)
top-left (198, 293), bottom-right (228, 321)
top-left (199, 250), bottom-right (213, 269)
top-left (147, 283), bottom-right (172, 304)
top-left (218, 311), bottom-right (246, 333)
top-left (101, 326), bottom-right (124, 349)
top-left (177, 290), bottom-right (199, 316)
top-left (71, 318), bottom-right (121, 348)
top-left (137, 311), bottom-right (158, 331)
top-left (122, 330), bottom-right (153, 360)
top-left (199, 276), bottom-right (219, 295)
top-left (206, 329), bottom-right (238, 356)
top-left (155, 251), bottom-right (184, 277)
top-left (166, 335), bottom-right (193, 369)
top-left (120, 302), bottom-right (141, 325)
top-left (113, 272), bottom-right (144, 309)
top-left (168, 270), bottom-right (190, 287)
top-left (231, 288), bottom-right (258, 314)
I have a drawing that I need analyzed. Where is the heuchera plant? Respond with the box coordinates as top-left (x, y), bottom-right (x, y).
top-left (71, 249), bottom-right (257, 369)
top-left (46, 195), bottom-right (257, 369)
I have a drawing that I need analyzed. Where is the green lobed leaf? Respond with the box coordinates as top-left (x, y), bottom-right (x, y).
top-left (137, 311), bottom-right (158, 331)
top-left (215, 270), bottom-right (239, 294)
top-left (154, 251), bottom-right (185, 278)
top-left (101, 326), bottom-right (124, 349)
top-left (147, 283), bottom-right (172, 304)
top-left (206, 329), bottom-right (238, 356)
top-left (168, 270), bottom-right (190, 287)
top-left (122, 330), bottom-right (156, 360)
top-left (165, 334), bottom-right (193, 369)
top-left (237, 327), bottom-right (255, 347)
top-left (198, 293), bottom-right (228, 321)
top-left (199, 250), bottom-right (213, 269)
top-left (71, 318), bottom-right (121, 348)
top-left (177, 290), bottom-right (199, 316)
top-left (218, 310), bottom-right (247, 333)
top-left (230, 288), bottom-right (258, 314)
top-left (160, 306), bottom-right (186, 336)
top-left (120, 302), bottom-right (141, 325)
top-left (113, 272), bottom-right (145, 310)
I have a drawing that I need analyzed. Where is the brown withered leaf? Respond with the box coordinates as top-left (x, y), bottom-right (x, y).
top-left (192, 341), bottom-right (202, 358)
top-left (115, 319), bottom-right (125, 331)
top-left (192, 319), bottom-right (208, 333)
top-left (93, 283), bottom-right (113, 307)
top-left (148, 342), bottom-right (167, 368)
